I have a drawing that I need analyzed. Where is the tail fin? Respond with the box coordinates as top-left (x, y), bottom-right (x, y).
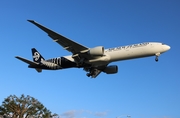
top-left (32, 48), bottom-right (45, 62)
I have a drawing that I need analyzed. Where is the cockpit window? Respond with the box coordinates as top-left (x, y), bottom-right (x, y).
top-left (162, 43), bottom-right (166, 45)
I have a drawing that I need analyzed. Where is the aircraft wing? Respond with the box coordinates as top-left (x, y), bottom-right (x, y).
top-left (28, 20), bottom-right (108, 78)
top-left (27, 20), bottom-right (89, 54)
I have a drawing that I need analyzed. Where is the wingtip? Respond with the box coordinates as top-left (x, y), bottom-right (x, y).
top-left (27, 20), bottom-right (35, 23)
top-left (15, 56), bottom-right (21, 59)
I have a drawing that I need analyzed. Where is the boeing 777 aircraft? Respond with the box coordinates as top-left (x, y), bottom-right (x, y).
top-left (16, 20), bottom-right (170, 78)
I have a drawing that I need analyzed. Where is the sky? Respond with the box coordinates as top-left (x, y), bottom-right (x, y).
top-left (0, 0), bottom-right (180, 118)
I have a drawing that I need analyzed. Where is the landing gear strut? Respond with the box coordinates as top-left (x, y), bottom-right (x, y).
top-left (155, 53), bottom-right (160, 62)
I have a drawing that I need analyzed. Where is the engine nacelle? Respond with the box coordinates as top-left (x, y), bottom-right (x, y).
top-left (88, 46), bottom-right (104, 56)
top-left (103, 65), bottom-right (118, 74)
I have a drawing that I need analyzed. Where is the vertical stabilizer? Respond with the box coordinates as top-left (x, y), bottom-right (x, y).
top-left (32, 48), bottom-right (45, 62)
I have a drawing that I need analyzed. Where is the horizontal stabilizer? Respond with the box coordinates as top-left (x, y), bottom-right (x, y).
top-left (15, 56), bottom-right (39, 66)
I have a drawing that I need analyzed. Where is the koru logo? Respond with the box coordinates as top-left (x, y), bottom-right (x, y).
top-left (33, 52), bottom-right (40, 61)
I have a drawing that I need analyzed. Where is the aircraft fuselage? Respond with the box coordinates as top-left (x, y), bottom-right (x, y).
top-left (28, 42), bottom-right (170, 70)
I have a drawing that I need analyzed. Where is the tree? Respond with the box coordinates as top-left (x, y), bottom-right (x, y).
top-left (0, 94), bottom-right (57, 118)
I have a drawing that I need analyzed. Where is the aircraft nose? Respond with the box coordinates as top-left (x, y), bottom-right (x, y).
top-left (164, 45), bottom-right (171, 51)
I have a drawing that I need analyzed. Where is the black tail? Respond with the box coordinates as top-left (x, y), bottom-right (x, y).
top-left (32, 48), bottom-right (45, 62)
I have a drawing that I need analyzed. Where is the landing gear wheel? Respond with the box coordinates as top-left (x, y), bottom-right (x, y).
top-left (86, 73), bottom-right (91, 77)
top-left (155, 57), bottom-right (158, 62)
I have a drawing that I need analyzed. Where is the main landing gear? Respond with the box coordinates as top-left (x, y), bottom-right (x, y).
top-left (85, 68), bottom-right (94, 77)
top-left (84, 67), bottom-right (100, 78)
top-left (86, 73), bottom-right (92, 77)
top-left (84, 67), bottom-right (92, 77)
top-left (155, 53), bottom-right (160, 62)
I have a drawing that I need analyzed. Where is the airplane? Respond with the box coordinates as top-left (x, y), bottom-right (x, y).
top-left (15, 20), bottom-right (171, 78)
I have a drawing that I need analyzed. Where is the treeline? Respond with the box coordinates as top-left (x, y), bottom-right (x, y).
top-left (0, 94), bottom-right (58, 118)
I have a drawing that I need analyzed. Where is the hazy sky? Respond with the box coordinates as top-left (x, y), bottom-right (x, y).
top-left (1, 1), bottom-right (180, 118)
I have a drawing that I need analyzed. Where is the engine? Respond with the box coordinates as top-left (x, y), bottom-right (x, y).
top-left (103, 65), bottom-right (118, 74)
top-left (88, 46), bottom-right (104, 56)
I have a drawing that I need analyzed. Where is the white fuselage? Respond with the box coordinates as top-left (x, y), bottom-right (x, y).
top-left (64, 42), bottom-right (170, 66)
top-left (106, 42), bottom-right (170, 62)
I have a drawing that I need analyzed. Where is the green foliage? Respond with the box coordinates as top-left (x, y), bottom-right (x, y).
top-left (0, 94), bottom-right (56, 118)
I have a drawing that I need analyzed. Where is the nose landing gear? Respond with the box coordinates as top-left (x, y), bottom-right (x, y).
top-left (155, 53), bottom-right (160, 62)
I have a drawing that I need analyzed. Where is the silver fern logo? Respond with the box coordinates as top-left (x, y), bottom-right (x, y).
top-left (33, 52), bottom-right (40, 61)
